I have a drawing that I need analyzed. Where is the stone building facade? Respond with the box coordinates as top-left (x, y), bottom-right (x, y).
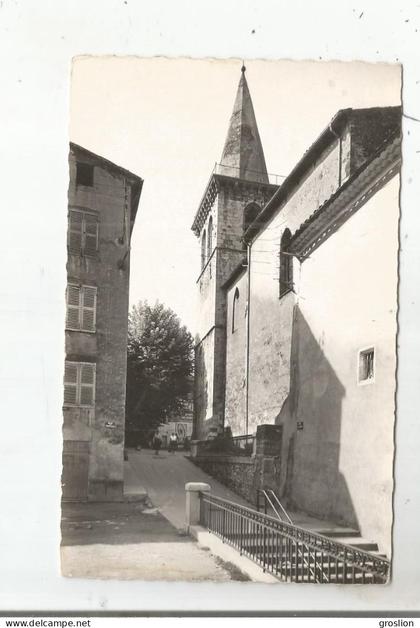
top-left (192, 67), bottom-right (278, 440)
top-left (192, 68), bottom-right (401, 556)
top-left (62, 144), bottom-right (143, 501)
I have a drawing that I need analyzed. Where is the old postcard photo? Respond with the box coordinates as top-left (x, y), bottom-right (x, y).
top-left (60, 57), bottom-right (401, 584)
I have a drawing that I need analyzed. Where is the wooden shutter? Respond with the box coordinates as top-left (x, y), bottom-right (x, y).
top-left (66, 284), bottom-right (81, 330)
top-left (68, 210), bottom-right (83, 254)
top-left (80, 363), bottom-right (95, 406)
top-left (84, 214), bottom-right (98, 256)
top-left (81, 286), bottom-right (97, 332)
top-left (64, 362), bottom-right (78, 405)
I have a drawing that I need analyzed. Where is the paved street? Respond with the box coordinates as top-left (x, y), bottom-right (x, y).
top-left (61, 499), bottom-right (249, 582)
top-left (60, 449), bottom-right (254, 581)
top-left (124, 448), bottom-right (252, 529)
top-left (123, 448), bottom-right (344, 533)
top-left (61, 448), bottom-right (352, 582)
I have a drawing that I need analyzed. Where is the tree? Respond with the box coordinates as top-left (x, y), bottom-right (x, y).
top-left (125, 301), bottom-right (194, 443)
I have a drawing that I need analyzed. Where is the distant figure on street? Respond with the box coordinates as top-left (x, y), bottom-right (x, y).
top-left (168, 432), bottom-right (178, 454)
top-left (152, 433), bottom-right (162, 456)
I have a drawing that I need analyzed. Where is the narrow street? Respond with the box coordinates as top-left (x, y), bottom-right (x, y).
top-left (61, 448), bottom-right (363, 582)
top-left (124, 448), bottom-right (357, 534)
top-left (60, 448), bottom-right (253, 582)
top-left (124, 448), bottom-right (252, 529)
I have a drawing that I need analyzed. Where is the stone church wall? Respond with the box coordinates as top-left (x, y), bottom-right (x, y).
top-left (247, 137), bottom-right (345, 431)
top-left (225, 271), bottom-right (248, 435)
top-left (279, 176), bottom-right (399, 556)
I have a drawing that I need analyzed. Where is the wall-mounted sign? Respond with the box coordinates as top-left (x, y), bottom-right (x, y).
top-left (297, 421), bottom-right (304, 431)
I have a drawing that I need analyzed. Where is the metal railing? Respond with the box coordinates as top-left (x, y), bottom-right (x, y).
top-left (257, 488), bottom-right (293, 524)
top-left (199, 493), bottom-right (390, 584)
top-left (256, 489), bottom-right (330, 582)
top-left (214, 162), bottom-right (285, 186)
top-left (231, 434), bottom-right (255, 455)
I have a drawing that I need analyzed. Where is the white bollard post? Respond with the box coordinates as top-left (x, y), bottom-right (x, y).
top-left (185, 482), bottom-right (211, 532)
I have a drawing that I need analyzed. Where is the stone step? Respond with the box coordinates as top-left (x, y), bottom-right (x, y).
top-left (312, 527), bottom-right (360, 538)
top-left (123, 489), bottom-right (149, 504)
top-left (369, 551), bottom-right (388, 559)
top-left (330, 537), bottom-right (379, 552)
top-left (261, 561), bottom-right (382, 576)
top-left (253, 553), bottom-right (381, 565)
top-left (278, 572), bottom-right (379, 583)
top-left (234, 539), bottom-right (377, 553)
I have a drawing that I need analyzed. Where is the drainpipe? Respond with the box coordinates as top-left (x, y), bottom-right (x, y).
top-left (245, 239), bottom-right (251, 436)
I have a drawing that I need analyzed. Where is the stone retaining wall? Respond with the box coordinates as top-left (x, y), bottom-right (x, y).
top-left (191, 424), bottom-right (283, 506)
top-left (192, 455), bottom-right (256, 503)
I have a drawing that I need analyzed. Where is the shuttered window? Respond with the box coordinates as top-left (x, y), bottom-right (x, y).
top-left (64, 361), bottom-right (96, 407)
top-left (66, 284), bottom-right (97, 332)
top-left (68, 210), bottom-right (99, 257)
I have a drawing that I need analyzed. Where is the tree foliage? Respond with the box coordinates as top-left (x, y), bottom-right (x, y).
top-left (126, 301), bottom-right (194, 439)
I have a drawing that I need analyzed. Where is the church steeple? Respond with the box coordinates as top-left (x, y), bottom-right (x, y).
top-left (192, 65), bottom-right (279, 440)
top-left (220, 65), bottom-right (269, 184)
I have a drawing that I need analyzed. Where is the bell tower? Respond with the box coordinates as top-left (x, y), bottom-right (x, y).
top-left (192, 66), bottom-right (278, 440)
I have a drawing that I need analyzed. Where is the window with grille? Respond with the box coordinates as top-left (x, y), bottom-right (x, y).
top-left (68, 209), bottom-right (99, 257)
top-left (358, 348), bottom-right (375, 383)
top-left (76, 162), bottom-right (94, 187)
top-left (279, 228), bottom-right (293, 297)
top-left (66, 284), bottom-right (97, 332)
top-left (64, 361), bottom-right (96, 407)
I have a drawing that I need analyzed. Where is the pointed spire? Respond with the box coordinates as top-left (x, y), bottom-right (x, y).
top-left (220, 66), bottom-right (269, 184)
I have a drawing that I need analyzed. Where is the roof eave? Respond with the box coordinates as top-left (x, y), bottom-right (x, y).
top-left (70, 142), bottom-right (143, 187)
top-left (243, 109), bottom-right (352, 243)
top-left (290, 132), bottom-right (401, 258)
top-left (221, 256), bottom-right (248, 290)
top-left (191, 173), bottom-right (279, 237)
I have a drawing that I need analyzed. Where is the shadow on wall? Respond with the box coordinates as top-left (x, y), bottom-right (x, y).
top-left (193, 337), bottom-right (208, 440)
top-left (276, 305), bottom-right (359, 530)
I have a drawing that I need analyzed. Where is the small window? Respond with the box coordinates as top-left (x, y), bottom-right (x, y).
top-left (76, 162), bottom-right (94, 187)
top-left (232, 287), bottom-right (240, 333)
top-left (358, 348), bottom-right (375, 383)
top-left (279, 228), bottom-right (293, 297)
top-left (64, 361), bottom-right (96, 407)
top-left (68, 209), bottom-right (99, 257)
top-left (66, 284), bottom-right (97, 332)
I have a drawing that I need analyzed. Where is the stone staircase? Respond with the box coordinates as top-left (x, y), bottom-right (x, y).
top-left (224, 526), bottom-right (387, 583)
top-left (251, 491), bottom-right (388, 582)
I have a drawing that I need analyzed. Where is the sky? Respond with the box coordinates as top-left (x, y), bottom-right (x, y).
top-left (70, 57), bottom-right (401, 333)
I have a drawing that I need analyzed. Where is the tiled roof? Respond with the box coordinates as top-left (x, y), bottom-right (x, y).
top-left (290, 132), bottom-right (401, 260)
top-left (244, 106), bottom-right (401, 243)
